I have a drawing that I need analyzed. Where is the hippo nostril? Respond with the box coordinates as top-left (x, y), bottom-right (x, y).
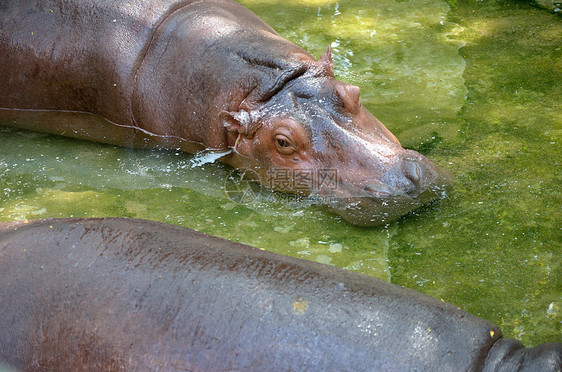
top-left (402, 159), bottom-right (423, 186)
top-left (364, 181), bottom-right (393, 198)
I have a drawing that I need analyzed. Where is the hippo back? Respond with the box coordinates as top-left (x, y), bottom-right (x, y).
top-left (0, 218), bottom-right (505, 371)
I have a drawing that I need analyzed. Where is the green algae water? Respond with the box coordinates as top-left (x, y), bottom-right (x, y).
top-left (0, 0), bottom-right (560, 346)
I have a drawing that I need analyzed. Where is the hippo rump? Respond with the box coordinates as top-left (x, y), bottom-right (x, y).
top-left (0, 218), bottom-right (560, 371)
top-left (0, 0), bottom-right (451, 226)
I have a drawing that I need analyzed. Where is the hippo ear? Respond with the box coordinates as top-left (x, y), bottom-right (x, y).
top-left (220, 109), bottom-right (260, 137)
top-left (335, 84), bottom-right (361, 115)
top-left (317, 46), bottom-right (335, 77)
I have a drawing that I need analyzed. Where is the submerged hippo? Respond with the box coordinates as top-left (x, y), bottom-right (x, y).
top-left (0, 0), bottom-right (451, 226)
top-left (0, 218), bottom-right (560, 371)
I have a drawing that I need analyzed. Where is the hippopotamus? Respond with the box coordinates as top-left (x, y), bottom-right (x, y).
top-left (0, 0), bottom-right (451, 226)
top-left (0, 218), bottom-right (559, 371)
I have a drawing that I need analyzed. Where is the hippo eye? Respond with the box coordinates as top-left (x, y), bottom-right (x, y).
top-left (275, 134), bottom-right (296, 155)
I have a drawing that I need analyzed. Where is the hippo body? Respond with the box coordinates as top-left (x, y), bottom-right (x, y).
top-left (0, 0), bottom-right (294, 152)
top-left (0, 0), bottom-right (451, 226)
top-left (0, 218), bottom-right (560, 371)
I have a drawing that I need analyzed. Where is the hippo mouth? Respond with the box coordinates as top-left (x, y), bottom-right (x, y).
top-left (314, 164), bottom-right (452, 227)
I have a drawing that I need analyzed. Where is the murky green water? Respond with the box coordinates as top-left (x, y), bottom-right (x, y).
top-left (0, 0), bottom-right (560, 345)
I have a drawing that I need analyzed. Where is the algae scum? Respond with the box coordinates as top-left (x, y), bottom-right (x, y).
top-left (1, 0), bottom-right (560, 345)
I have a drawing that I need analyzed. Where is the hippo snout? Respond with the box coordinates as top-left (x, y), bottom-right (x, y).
top-left (325, 151), bottom-right (452, 226)
top-left (402, 157), bottom-right (425, 188)
top-left (400, 151), bottom-right (441, 194)
top-left (362, 152), bottom-right (441, 199)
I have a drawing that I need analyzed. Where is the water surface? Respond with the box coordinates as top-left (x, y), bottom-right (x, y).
top-left (0, 0), bottom-right (560, 345)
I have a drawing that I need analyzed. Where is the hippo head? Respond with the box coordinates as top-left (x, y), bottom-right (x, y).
top-left (221, 48), bottom-right (451, 226)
